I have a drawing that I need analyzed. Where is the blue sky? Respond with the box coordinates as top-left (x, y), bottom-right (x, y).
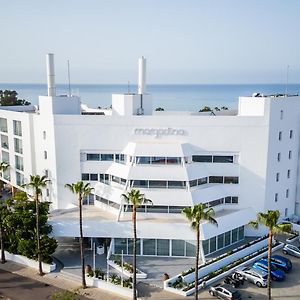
top-left (0, 0), bottom-right (299, 84)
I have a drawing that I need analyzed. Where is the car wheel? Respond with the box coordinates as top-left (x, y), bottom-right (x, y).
top-left (209, 290), bottom-right (215, 296)
top-left (283, 250), bottom-right (288, 254)
top-left (256, 281), bottom-right (262, 287)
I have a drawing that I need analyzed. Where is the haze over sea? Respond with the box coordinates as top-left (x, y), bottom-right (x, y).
top-left (1, 83), bottom-right (300, 111)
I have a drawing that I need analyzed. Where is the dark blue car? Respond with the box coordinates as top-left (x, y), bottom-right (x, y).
top-left (253, 259), bottom-right (286, 281)
top-left (262, 255), bottom-right (292, 273)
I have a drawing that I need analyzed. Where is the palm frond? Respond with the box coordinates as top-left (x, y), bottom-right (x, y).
top-left (248, 220), bottom-right (259, 229)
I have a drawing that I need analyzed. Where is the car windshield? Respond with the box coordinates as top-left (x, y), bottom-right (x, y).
top-left (262, 274), bottom-right (268, 280)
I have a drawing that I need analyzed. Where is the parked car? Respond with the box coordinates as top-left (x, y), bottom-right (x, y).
top-left (253, 260), bottom-right (285, 281)
top-left (209, 284), bottom-right (242, 300)
top-left (234, 267), bottom-right (267, 287)
top-left (261, 255), bottom-right (292, 273)
top-left (283, 244), bottom-right (300, 258)
top-left (223, 275), bottom-right (242, 288)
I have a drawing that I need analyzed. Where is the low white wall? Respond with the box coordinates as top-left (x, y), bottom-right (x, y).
top-left (86, 276), bottom-right (134, 299)
top-left (108, 260), bottom-right (147, 279)
top-left (4, 251), bottom-right (56, 273)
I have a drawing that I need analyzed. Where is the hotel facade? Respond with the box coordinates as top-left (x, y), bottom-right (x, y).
top-left (0, 54), bottom-right (299, 259)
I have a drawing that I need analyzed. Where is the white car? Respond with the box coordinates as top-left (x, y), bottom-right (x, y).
top-left (283, 244), bottom-right (300, 258)
top-left (234, 267), bottom-right (267, 287)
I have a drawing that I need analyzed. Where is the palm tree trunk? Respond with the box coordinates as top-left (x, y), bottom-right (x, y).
top-left (268, 230), bottom-right (272, 300)
top-left (35, 193), bottom-right (43, 275)
top-left (79, 195), bottom-right (86, 288)
top-left (132, 206), bottom-right (137, 300)
top-left (195, 225), bottom-right (200, 300)
top-left (0, 224), bottom-right (6, 264)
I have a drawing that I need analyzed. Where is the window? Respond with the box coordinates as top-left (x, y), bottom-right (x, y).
top-left (16, 172), bottom-right (24, 186)
top-left (286, 189), bottom-right (289, 198)
top-left (278, 131), bottom-right (282, 141)
top-left (287, 170), bottom-right (291, 178)
top-left (277, 153), bottom-right (281, 162)
top-left (1, 151), bottom-right (9, 163)
top-left (198, 177), bottom-right (208, 185)
top-left (276, 173), bottom-right (279, 182)
top-left (81, 173), bottom-right (89, 181)
top-left (147, 206), bottom-right (168, 213)
top-left (14, 138), bottom-right (23, 154)
top-left (128, 238), bottom-right (141, 255)
top-left (224, 231), bottom-right (231, 246)
top-left (217, 234), bottom-right (224, 250)
top-left (289, 130), bottom-right (293, 139)
top-left (288, 150), bottom-right (292, 159)
top-left (45, 169), bottom-right (49, 177)
top-left (143, 239), bottom-right (156, 255)
top-left (43, 131), bottom-right (46, 139)
top-left (209, 237), bottom-right (217, 253)
top-left (209, 176), bottom-right (223, 183)
top-left (15, 155), bottom-right (23, 171)
top-left (90, 174), bottom-right (98, 181)
top-left (238, 226), bottom-right (244, 240)
top-left (224, 177), bottom-right (239, 184)
top-left (171, 240), bottom-right (185, 256)
top-left (115, 154), bottom-right (125, 163)
top-left (189, 179), bottom-right (197, 187)
top-left (151, 157), bottom-right (165, 164)
top-left (136, 156), bottom-right (151, 164)
top-left (209, 198), bottom-right (223, 207)
top-left (0, 118), bottom-right (7, 132)
top-left (213, 156), bottom-right (234, 163)
top-left (114, 238), bottom-right (127, 255)
top-left (1, 135), bottom-right (9, 149)
top-left (101, 154), bottom-right (114, 161)
top-left (280, 110), bottom-right (283, 120)
top-left (166, 157), bottom-right (181, 164)
top-left (232, 228), bottom-right (238, 243)
top-left (13, 120), bottom-right (22, 136)
top-left (149, 180), bottom-right (167, 189)
top-left (168, 181), bottom-right (186, 189)
top-left (132, 180), bottom-right (148, 188)
top-left (192, 155), bottom-right (212, 163)
top-left (275, 193), bottom-right (278, 202)
top-left (225, 196), bottom-right (231, 204)
top-left (231, 196), bottom-right (238, 204)
top-left (157, 239), bottom-right (170, 256)
top-left (203, 240), bottom-right (209, 255)
top-left (46, 189), bottom-right (50, 197)
top-left (185, 241), bottom-right (195, 257)
top-left (44, 151), bottom-right (47, 159)
top-left (285, 208), bottom-right (288, 218)
top-left (87, 153), bottom-right (100, 161)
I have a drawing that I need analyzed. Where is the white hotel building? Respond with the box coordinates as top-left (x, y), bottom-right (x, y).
top-left (0, 54), bottom-right (299, 259)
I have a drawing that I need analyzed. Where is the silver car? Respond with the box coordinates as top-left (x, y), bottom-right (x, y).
top-left (234, 266), bottom-right (267, 287)
top-left (283, 244), bottom-right (300, 258)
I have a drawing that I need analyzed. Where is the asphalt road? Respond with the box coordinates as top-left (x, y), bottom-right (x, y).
top-left (0, 269), bottom-right (85, 300)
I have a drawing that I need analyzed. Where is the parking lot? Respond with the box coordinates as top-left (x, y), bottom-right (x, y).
top-left (197, 247), bottom-right (300, 300)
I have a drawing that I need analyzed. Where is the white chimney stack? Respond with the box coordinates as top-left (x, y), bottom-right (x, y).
top-left (138, 56), bottom-right (146, 94)
top-left (46, 53), bottom-right (56, 97)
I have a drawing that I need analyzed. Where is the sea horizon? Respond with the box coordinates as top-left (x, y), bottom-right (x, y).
top-left (1, 83), bottom-right (299, 111)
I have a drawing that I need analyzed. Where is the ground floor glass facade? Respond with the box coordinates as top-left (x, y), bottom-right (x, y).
top-left (114, 226), bottom-right (245, 257)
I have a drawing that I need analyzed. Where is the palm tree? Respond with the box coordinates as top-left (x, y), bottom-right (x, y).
top-left (249, 210), bottom-right (291, 300)
top-left (182, 204), bottom-right (218, 300)
top-left (65, 181), bottom-right (93, 289)
top-left (121, 189), bottom-right (152, 300)
top-left (23, 175), bottom-right (50, 275)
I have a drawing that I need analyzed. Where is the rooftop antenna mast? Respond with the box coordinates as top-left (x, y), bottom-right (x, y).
top-left (67, 60), bottom-right (71, 97)
top-left (285, 64), bottom-right (290, 96)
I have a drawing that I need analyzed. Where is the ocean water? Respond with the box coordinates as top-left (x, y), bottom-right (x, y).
top-left (0, 83), bottom-right (299, 111)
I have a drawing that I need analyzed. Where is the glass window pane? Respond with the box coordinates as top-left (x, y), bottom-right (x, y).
top-left (190, 179), bottom-right (197, 187)
top-left (185, 241), bottom-right (196, 257)
top-left (168, 181), bottom-right (186, 189)
top-left (16, 172), bottom-right (24, 186)
top-left (209, 176), bottom-right (223, 183)
top-left (157, 239), bottom-right (169, 256)
top-left (224, 177), bottom-right (239, 184)
top-left (213, 156), bottom-right (233, 163)
top-left (15, 155), bottom-right (23, 171)
top-left (192, 155), bottom-right (212, 163)
top-left (143, 239), bottom-right (156, 255)
top-left (224, 231), bottom-right (231, 246)
top-left (198, 177), bottom-right (208, 185)
top-left (151, 157), bottom-right (165, 164)
top-left (14, 138), bottom-right (23, 154)
top-left (2, 151), bottom-right (9, 163)
top-left (136, 156), bottom-right (151, 164)
top-left (0, 118), bottom-right (7, 132)
top-left (146, 206), bottom-right (168, 213)
top-left (114, 238), bottom-right (127, 254)
top-left (171, 240), bottom-right (185, 256)
top-left (238, 226), bottom-right (244, 240)
top-left (209, 237), bottom-right (216, 253)
top-left (87, 153), bottom-right (100, 161)
top-left (169, 206), bottom-right (184, 213)
top-left (166, 157), bottom-right (181, 164)
top-left (217, 234), bottom-right (224, 250)
top-left (128, 239), bottom-right (141, 255)
top-left (82, 173), bottom-right (89, 180)
top-left (90, 174), bottom-right (98, 181)
top-left (132, 180), bottom-right (148, 188)
top-left (232, 228), bottom-right (238, 243)
top-left (149, 180), bottom-right (166, 188)
top-left (232, 196), bottom-right (238, 203)
top-left (13, 120), bottom-right (22, 136)
top-left (101, 154), bottom-right (114, 161)
top-left (1, 135), bottom-right (9, 149)
top-left (225, 196), bottom-right (231, 204)
top-left (203, 240), bottom-right (209, 255)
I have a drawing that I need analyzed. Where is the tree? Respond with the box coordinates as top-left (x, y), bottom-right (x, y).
top-left (0, 199), bottom-right (12, 263)
top-left (249, 210), bottom-right (291, 300)
top-left (182, 204), bottom-right (218, 300)
top-left (121, 189), bottom-right (152, 300)
top-left (0, 90), bottom-right (31, 106)
top-left (22, 175), bottom-right (50, 275)
top-left (65, 181), bottom-right (93, 289)
top-left (155, 107), bottom-right (165, 111)
top-left (199, 106), bottom-right (212, 112)
top-left (0, 162), bottom-right (9, 191)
